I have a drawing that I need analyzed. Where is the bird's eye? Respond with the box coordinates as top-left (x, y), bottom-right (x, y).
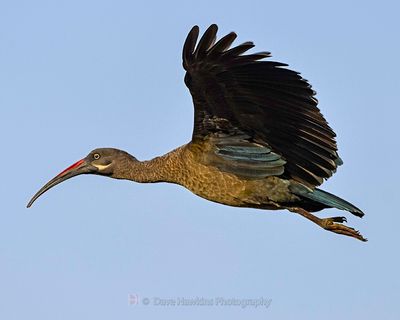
top-left (93, 153), bottom-right (100, 160)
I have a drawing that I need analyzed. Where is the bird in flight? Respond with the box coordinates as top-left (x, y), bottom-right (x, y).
top-left (27, 24), bottom-right (366, 241)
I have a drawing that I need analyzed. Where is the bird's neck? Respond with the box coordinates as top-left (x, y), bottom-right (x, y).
top-left (115, 147), bottom-right (185, 184)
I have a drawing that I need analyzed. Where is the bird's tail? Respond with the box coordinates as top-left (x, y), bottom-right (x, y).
top-left (290, 184), bottom-right (364, 217)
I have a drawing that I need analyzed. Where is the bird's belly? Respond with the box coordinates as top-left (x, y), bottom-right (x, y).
top-left (179, 160), bottom-right (297, 209)
top-left (182, 169), bottom-right (247, 206)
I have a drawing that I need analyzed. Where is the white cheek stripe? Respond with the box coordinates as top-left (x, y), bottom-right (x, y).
top-left (93, 163), bottom-right (111, 171)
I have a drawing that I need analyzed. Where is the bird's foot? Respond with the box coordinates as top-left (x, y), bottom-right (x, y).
top-left (320, 216), bottom-right (367, 242)
top-left (288, 207), bottom-right (367, 242)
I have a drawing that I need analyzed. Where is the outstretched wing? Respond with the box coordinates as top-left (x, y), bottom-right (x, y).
top-left (183, 24), bottom-right (342, 187)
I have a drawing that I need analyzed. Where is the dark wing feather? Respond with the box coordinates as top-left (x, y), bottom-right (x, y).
top-left (199, 134), bottom-right (287, 180)
top-left (183, 24), bottom-right (341, 187)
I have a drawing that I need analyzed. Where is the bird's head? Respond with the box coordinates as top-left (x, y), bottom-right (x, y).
top-left (27, 148), bottom-right (136, 208)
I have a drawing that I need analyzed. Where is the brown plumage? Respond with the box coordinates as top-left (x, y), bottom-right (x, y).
top-left (27, 25), bottom-right (366, 242)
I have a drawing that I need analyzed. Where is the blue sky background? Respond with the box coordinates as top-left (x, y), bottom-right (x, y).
top-left (1, 0), bottom-right (399, 319)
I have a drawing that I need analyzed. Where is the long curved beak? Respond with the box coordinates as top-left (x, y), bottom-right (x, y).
top-left (27, 159), bottom-right (96, 208)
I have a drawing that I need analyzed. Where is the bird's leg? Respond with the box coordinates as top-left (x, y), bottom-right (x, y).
top-left (288, 207), bottom-right (367, 242)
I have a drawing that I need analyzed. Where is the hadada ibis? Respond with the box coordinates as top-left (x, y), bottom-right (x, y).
top-left (27, 24), bottom-right (366, 241)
